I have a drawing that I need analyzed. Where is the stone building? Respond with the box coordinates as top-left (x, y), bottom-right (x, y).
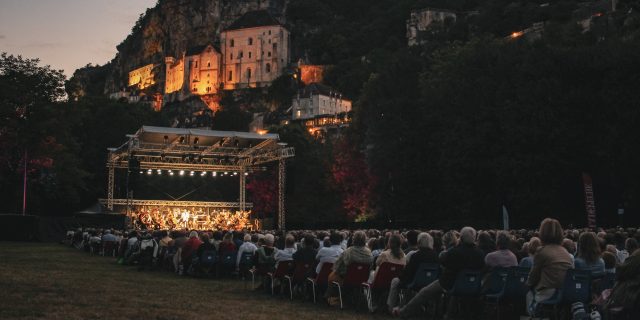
top-left (406, 8), bottom-right (457, 46)
top-left (165, 44), bottom-right (222, 96)
top-left (292, 83), bottom-right (351, 120)
top-left (220, 10), bottom-right (290, 89)
top-left (128, 64), bottom-right (156, 89)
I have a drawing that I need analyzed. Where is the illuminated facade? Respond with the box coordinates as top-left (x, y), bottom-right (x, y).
top-left (186, 44), bottom-right (222, 95)
top-left (164, 57), bottom-right (184, 94)
top-left (292, 83), bottom-right (351, 120)
top-left (128, 64), bottom-right (156, 89)
top-left (220, 10), bottom-right (290, 89)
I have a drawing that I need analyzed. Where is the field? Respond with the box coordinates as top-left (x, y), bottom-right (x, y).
top-left (0, 242), bottom-right (390, 320)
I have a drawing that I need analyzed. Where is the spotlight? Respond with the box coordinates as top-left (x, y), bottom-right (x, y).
top-left (179, 170), bottom-right (185, 176)
top-left (169, 171), bottom-right (174, 176)
top-left (147, 169), bottom-right (152, 175)
top-left (244, 172), bottom-right (249, 176)
top-left (200, 171), bottom-right (206, 176)
top-left (190, 171), bottom-right (195, 176)
top-left (224, 171), bottom-right (228, 175)
top-left (233, 172), bottom-right (238, 176)
top-left (212, 172), bottom-right (217, 177)
top-left (139, 170), bottom-right (143, 174)
top-left (157, 169), bottom-right (162, 174)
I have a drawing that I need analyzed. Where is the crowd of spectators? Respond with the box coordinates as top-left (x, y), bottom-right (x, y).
top-left (67, 218), bottom-right (640, 319)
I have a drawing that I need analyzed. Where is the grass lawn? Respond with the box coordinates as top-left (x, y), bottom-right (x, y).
top-left (0, 242), bottom-right (393, 320)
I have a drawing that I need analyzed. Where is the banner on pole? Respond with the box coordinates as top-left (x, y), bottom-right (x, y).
top-left (502, 205), bottom-right (509, 230)
top-left (582, 173), bottom-right (597, 229)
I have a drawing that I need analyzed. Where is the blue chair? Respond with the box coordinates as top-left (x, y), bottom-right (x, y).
top-left (443, 270), bottom-right (484, 318)
top-left (408, 263), bottom-right (440, 290)
top-left (485, 267), bottom-right (529, 320)
top-left (217, 251), bottom-right (237, 277)
top-left (536, 269), bottom-right (591, 319)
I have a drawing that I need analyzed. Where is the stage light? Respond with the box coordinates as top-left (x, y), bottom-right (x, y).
top-left (139, 170), bottom-right (143, 174)
top-left (190, 171), bottom-right (195, 176)
top-left (212, 172), bottom-right (217, 177)
top-left (169, 171), bottom-right (174, 176)
top-left (157, 169), bottom-right (162, 174)
top-left (200, 171), bottom-right (206, 176)
top-left (244, 172), bottom-right (249, 176)
top-left (147, 169), bottom-right (152, 175)
top-left (179, 170), bottom-right (185, 176)
top-left (224, 171), bottom-right (228, 175)
top-left (233, 172), bottom-right (238, 176)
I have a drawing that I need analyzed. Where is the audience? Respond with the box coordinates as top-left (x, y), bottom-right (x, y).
top-left (575, 232), bottom-right (606, 275)
top-left (485, 230), bottom-right (518, 268)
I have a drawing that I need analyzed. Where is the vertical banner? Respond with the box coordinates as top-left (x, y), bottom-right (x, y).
top-left (582, 173), bottom-right (597, 229)
top-left (502, 205), bottom-right (509, 230)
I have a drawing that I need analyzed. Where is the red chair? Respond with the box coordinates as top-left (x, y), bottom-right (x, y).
top-left (306, 262), bottom-right (334, 303)
top-left (332, 262), bottom-right (370, 309)
top-left (363, 262), bottom-right (404, 312)
top-left (267, 261), bottom-right (295, 295)
top-left (284, 261), bottom-right (315, 300)
top-left (102, 241), bottom-right (117, 257)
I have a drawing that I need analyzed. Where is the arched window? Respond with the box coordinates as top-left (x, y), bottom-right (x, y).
top-left (248, 38), bottom-right (253, 45)
top-left (207, 61), bottom-right (211, 67)
top-left (265, 63), bottom-right (271, 73)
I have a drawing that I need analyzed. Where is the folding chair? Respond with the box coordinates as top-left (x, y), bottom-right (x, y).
top-left (238, 252), bottom-right (255, 280)
top-left (399, 263), bottom-right (440, 308)
top-left (267, 260), bottom-right (295, 295)
top-left (537, 269), bottom-right (591, 319)
top-left (284, 261), bottom-right (314, 300)
top-left (306, 262), bottom-right (333, 303)
top-left (332, 263), bottom-right (370, 309)
top-left (363, 262), bottom-right (404, 312)
top-left (444, 269), bottom-right (484, 318)
top-left (218, 251), bottom-right (237, 277)
top-left (482, 267), bottom-right (510, 319)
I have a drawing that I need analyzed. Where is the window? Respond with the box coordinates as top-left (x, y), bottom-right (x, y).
top-left (230, 39), bottom-right (234, 47)
top-left (195, 61), bottom-right (198, 68)
top-left (268, 51), bottom-right (271, 57)
top-left (266, 63), bottom-right (271, 73)
top-left (239, 51), bottom-right (243, 59)
top-left (268, 30), bottom-right (271, 35)
top-left (207, 73), bottom-right (210, 78)
top-left (268, 39), bottom-right (271, 44)
top-left (247, 68), bottom-right (252, 79)
top-left (248, 37), bottom-right (253, 45)
top-left (207, 61), bottom-right (210, 67)
top-left (273, 43), bottom-right (278, 51)
top-left (230, 53), bottom-right (233, 60)
top-left (249, 52), bottom-right (252, 59)
top-left (296, 110), bottom-right (301, 118)
top-left (228, 71), bottom-right (232, 81)
top-left (193, 87), bottom-right (197, 92)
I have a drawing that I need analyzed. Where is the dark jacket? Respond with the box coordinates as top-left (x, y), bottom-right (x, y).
top-left (399, 248), bottom-right (439, 287)
top-left (293, 247), bottom-right (317, 264)
top-left (439, 243), bottom-right (485, 290)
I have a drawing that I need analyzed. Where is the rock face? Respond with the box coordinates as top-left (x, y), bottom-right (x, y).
top-left (101, 0), bottom-right (288, 94)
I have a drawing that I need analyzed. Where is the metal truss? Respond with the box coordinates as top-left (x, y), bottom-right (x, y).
top-left (99, 198), bottom-right (253, 208)
top-left (278, 158), bottom-right (286, 231)
top-left (107, 165), bottom-right (115, 210)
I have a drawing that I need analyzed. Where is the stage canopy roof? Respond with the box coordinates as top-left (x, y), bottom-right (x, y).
top-left (107, 126), bottom-right (294, 171)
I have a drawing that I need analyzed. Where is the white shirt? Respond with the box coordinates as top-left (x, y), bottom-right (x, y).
top-left (236, 241), bottom-right (258, 267)
top-left (315, 245), bottom-right (344, 274)
top-left (275, 247), bottom-right (296, 263)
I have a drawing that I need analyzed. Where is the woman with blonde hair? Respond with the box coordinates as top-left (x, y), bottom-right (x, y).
top-left (526, 218), bottom-right (573, 316)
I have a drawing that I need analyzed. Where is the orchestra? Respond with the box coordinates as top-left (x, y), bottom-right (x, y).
top-left (127, 207), bottom-right (255, 231)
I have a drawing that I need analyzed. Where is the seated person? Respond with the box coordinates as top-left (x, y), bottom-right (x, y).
top-left (315, 232), bottom-right (344, 274)
top-left (325, 231), bottom-right (373, 306)
top-left (519, 237), bottom-right (541, 268)
top-left (393, 227), bottom-right (485, 317)
top-left (274, 234), bottom-right (297, 267)
top-left (575, 232), bottom-right (605, 275)
top-left (387, 232), bottom-right (438, 311)
top-left (485, 231), bottom-right (518, 268)
top-left (293, 234), bottom-right (319, 275)
top-left (371, 233), bottom-right (406, 282)
top-left (236, 234), bottom-right (258, 271)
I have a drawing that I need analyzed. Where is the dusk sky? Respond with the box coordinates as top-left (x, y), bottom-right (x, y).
top-left (0, 0), bottom-right (156, 78)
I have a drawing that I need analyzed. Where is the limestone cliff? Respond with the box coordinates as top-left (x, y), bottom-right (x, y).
top-left (96, 0), bottom-right (288, 94)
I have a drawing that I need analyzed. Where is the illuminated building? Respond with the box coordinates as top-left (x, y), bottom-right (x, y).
top-left (128, 64), bottom-right (156, 90)
top-left (292, 83), bottom-right (351, 121)
top-left (220, 10), bottom-right (290, 89)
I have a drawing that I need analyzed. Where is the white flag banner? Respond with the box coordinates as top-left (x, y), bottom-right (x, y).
top-left (502, 205), bottom-right (509, 230)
